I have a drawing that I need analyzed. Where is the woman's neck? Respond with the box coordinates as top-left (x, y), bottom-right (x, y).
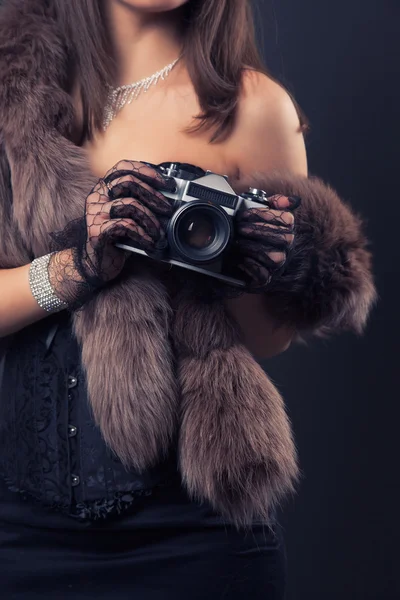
top-left (106, 1), bottom-right (185, 87)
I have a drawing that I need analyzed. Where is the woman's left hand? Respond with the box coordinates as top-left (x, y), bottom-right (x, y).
top-left (234, 194), bottom-right (301, 291)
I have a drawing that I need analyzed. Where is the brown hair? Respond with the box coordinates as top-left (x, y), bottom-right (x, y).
top-left (52, 0), bottom-right (307, 142)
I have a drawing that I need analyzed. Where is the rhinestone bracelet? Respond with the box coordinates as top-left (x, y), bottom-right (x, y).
top-left (29, 253), bottom-right (69, 313)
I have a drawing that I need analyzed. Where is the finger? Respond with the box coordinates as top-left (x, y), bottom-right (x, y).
top-left (92, 218), bottom-right (155, 251)
top-left (236, 239), bottom-right (287, 270)
top-left (102, 160), bottom-right (173, 192)
top-left (239, 207), bottom-right (295, 229)
top-left (89, 171), bottom-right (171, 212)
top-left (107, 197), bottom-right (159, 224)
top-left (106, 173), bottom-right (166, 201)
top-left (106, 175), bottom-right (173, 216)
top-left (108, 200), bottom-right (163, 242)
top-left (111, 177), bottom-right (173, 214)
top-left (87, 196), bottom-right (165, 246)
top-left (267, 194), bottom-right (301, 211)
top-left (237, 258), bottom-right (272, 290)
top-left (236, 222), bottom-right (294, 247)
top-left (102, 160), bottom-right (162, 183)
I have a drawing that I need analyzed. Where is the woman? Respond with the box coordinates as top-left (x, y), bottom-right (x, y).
top-left (0, 0), bottom-right (375, 598)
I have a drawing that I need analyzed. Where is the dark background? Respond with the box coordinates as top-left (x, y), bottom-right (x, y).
top-left (254, 1), bottom-right (399, 598)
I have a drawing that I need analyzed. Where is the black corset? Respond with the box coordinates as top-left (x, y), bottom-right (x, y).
top-left (0, 313), bottom-right (178, 521)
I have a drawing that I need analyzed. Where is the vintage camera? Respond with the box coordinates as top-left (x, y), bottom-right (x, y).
top-left (115, 162), bottom-right (271, 287)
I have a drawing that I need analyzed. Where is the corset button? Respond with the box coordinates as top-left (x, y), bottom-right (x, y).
top-left (71, 474), bottom-right (80, 487)
top-left (68, 425), bottom-right (78, 438)
top-left (67, 375), bottom-right (78, 389)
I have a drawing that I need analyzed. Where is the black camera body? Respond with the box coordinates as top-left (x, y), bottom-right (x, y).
top-left (116, 162), bottom-right (271, 287)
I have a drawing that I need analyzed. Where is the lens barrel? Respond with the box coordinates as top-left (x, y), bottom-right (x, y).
top-left (167, 202), bottom-right (233, 263)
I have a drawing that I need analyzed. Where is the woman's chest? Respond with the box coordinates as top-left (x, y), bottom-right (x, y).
top-left (84, 94), bottom-right (240, 184)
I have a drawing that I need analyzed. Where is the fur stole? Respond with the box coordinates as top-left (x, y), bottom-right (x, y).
top-left (0, 0), bottom-right (376, 527)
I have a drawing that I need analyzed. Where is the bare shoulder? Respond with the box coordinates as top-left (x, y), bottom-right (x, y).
top-left (227, 70), bottom-right (308, 182)
top-left (239, 70), bottom-right (302, 132)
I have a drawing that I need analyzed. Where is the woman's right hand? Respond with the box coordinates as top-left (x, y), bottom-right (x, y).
top-left (83, 160), bottom-right (174, 284)
top-left (48, 161), bottom-right (175, 307)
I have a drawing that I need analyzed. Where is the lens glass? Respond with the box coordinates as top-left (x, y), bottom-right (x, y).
top-left (179, 212), bottom-right (215, 250)
top-left (168, 202), bottom-right (232, 263)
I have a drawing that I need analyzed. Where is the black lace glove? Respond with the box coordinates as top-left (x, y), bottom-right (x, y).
top-left (49, 160), bottom-right (175, 308)
top-left (243, 174), bottom-right (376, 334)
top-left (232, 194), bottom-right (301, 292)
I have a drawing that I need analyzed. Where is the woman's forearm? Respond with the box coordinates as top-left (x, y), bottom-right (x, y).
top-left (0, 249), bottom-right (84, 337)
top-left (0, 264), bottom-right (50, 337)
top-left (224, 293), bottom-right (294, 360)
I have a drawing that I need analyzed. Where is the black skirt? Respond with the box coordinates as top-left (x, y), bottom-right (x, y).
top-left (0, 477), bottom-right (287, 600)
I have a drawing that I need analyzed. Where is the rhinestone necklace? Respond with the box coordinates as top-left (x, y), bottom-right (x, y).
top-left (102, 56), bottom-right (181, 131)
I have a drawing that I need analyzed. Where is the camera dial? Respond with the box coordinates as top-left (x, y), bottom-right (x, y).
top-left (158, 162), bottom-right (206, 181)
top-left (241, 188), bottom-right (270, 205)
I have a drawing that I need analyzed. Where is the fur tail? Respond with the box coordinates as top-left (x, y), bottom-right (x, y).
top-left (73, 273), bottom-right (179, 470)
top-left (174, 296), bottom-right (299, 529)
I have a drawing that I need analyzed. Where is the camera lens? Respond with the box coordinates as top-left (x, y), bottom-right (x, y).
top-left (179, 213), bottom-right (215, 250)
top-left (168, 203), bottom-right (232, 264)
